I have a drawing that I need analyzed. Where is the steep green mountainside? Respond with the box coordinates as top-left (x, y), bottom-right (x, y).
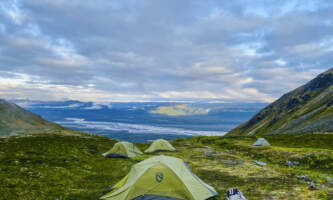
top-left (0, 99), bottom-right (64, 136)
top-left (0, 133), bottom-right (332, 199)
top-left (229, 67), bottom-right (333, 136)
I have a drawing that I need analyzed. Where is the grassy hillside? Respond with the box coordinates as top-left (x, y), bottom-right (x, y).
top-left (0, 132), bottom-right (332, 199)
top-left (0, 99), bottom-right (64, 136)
top-left (229, 68), bottom-right (333, 136)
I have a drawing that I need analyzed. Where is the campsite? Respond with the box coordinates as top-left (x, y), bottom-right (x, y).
top-left (0, 132), bottom-right (332, 199)
top-left (144, 139), bottom-right (177, 153)
top-left (102, 141), bottom-right (143, 158)
top-left (1, 1), bottom-right (333, 199)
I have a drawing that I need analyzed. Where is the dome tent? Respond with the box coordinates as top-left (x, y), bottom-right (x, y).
top-left (144, 139), bottom-right (176, 153)
top-left (100, 155), bottom-right (218, 200)
top-left (102, 141), bottom-right (143, 158)
top-left (253, 138), bottom-right (270, 146)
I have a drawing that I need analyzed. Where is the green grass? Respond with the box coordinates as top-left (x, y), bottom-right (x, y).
top-left (0, 133), bottom-right (134, 200)
top-left (174, 133), bottom-right (333, 199)
top-left (0, 132), bottom-right (332, 199)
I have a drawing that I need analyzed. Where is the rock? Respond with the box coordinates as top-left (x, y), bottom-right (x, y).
top-left (225, 150), bottom-right (233, 155)
top-left (297, 175), bottom-right (312, 182)
top-left (305, 153), bottom-right (314, 157)
top-left (224, 159), bottom-right (244, 166)
top-left (325, 176), bottom-right (333, 185)
top-left (289, 172), bottom-right (296, 177)
top-left (309, 182), bottom-right (316, 190)
top-left (247, 187), bottom-right (254, 192)
top-left (223, 160), bottom-right (234, 165)
top-left (255, 160), bottom-right (267, 166)
top-left (285, 160), bottom-right (300, 166)
top-left (328, 98), bottom-right (333, 107)
top-left (204, 152), bottom-right (211, 157)
top-left (301, 94), bottom-right (311, 101)
top-left (287, 98), bottom-right (301, 110)
top-left (204, 151), bottom-right (218, 157)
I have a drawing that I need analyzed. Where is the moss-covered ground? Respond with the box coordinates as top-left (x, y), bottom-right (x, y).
top-left (0, 132), bottom-right (332, 199)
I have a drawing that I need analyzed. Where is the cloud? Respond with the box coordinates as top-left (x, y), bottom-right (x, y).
top-left (0, 0), bottom-right (332, 102)
top-left (83, 102), bottom-right (113, 110)
top-left (42, 103), bottom-right (82, 109)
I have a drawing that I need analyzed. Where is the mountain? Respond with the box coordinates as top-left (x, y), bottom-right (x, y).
top-left (229, 67), bottom-right (333, 135)
top-left (0, 99), bottom-right (64, 136)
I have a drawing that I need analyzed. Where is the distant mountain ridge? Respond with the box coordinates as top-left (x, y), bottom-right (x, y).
top-left (228, 67), bottom-right (333, 135)
top-left (0, 99), bottom-right (64, 136)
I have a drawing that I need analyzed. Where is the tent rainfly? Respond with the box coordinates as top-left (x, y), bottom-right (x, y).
top-left (100, 155), bottom-right (219, 200)
top-left (102, 141), bottom-right (143, 158)
top-left (144, 139), bottom-right (176, 153)
top-left (253, 138), bottom-right (270, 146)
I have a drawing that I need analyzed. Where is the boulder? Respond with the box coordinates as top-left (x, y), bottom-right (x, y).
top-left (255, 160), bottom-right (267, 166)
top-left (285, 160), bottom-right (300, 166)
top-left (297, 175), bottom-right (313, 182)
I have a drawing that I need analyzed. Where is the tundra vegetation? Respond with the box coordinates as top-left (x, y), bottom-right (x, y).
top-left (0, 131), bottom-right (332, 200)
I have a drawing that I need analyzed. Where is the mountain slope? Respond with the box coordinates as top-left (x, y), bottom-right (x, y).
top-left (0, 99), bottom-right (64, 136)
top-left (229, 67), bottom-right (333, 135)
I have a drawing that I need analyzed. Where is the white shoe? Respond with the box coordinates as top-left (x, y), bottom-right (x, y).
top-left (226, 188), bottom-right (247, 200)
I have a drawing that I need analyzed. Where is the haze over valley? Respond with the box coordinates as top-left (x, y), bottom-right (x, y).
top-left (10, 100), bottom-right (265, 142)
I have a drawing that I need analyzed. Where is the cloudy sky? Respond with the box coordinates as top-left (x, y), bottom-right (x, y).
top-left (0, 0), bottom-right (332, 102)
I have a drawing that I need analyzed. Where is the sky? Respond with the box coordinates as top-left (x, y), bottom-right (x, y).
top-left (0, 0), bottom-right (332, 103)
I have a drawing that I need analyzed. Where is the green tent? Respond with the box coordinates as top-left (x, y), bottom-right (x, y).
top-left (100, 155), bottom-right (218, 200)
top-left (253, 138), bottom-right (270, 146)
top-left (144, 139), bottom-right (176, 153)
top-left (102, 141), bottom-right (143, 158)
